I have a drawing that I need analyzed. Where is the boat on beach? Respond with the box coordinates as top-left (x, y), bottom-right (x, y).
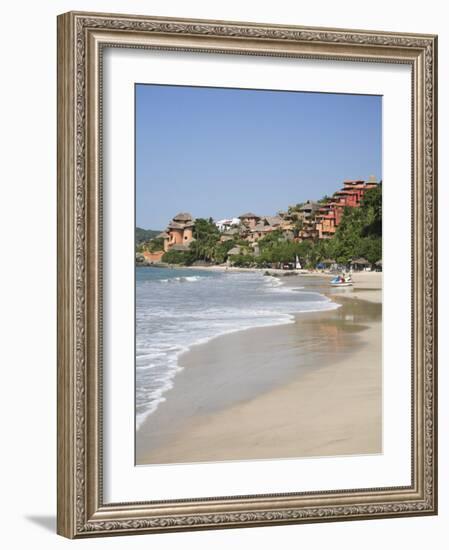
top-left (330, 274), bottom-right (353, 287)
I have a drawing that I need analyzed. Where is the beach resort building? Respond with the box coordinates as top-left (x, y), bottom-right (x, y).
top-left (219, 226), bottom-right (241, 242)
top-left (215, 217), bottom-right (241, 232)
top-left (333, 177), bottom-right (378, 208)
top-left (315, 203), bottom-right (337, 239)
top-left (305, 177), bottom-right (380, 241)
top-left (299, 200), bottom-right (320, 221)
top-left (162, 212), bottom-right (195, 252)
top-left (238, 212), bottom-right (261, 229)
top-left (295, 201), bottom-right (321, 241)
top-left (239, 214), bottom-right (289, 242)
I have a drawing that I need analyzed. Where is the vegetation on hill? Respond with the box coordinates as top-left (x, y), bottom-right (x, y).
top-left (145, 237), bottom-right (164, 252)
top-left (329, 184), bottom-right (382, 264)
top-left (136, 227), bottom-right (164, 253)
top-left (136, 227), bottom-right (161, 251)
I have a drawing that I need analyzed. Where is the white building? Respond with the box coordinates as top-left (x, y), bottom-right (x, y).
top-left (215, 217), bottom-right (240, 232)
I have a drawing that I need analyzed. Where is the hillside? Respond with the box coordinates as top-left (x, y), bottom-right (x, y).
top-left (136, 227), bottom-right (161, 244)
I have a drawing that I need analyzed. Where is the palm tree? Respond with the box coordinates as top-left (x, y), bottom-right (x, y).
top-left (190, 218), bottom-right (221, 262)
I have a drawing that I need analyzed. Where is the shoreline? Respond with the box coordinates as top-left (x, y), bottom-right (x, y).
top-left (138, 262), bottom-right (336, 277)
top-left (136, 272), bottom-right (382, 465)
top-left (135, 269), bottom-right (338, 430)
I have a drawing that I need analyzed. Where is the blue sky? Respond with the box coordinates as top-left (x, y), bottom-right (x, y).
top-left (136, 84), bottom-right (382, 230)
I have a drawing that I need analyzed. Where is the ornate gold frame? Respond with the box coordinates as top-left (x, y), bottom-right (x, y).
top-left (57, 11), bottom-right (438, 538)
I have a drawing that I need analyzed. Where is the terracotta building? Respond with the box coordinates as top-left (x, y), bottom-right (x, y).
top-left (162, 212), bottom-right (195, 252)
top-left (142, 250), bottom-right (165, 263)
top-left (239, 212), bottom-right (261, 229)
top-left (315, 203), bottom-right (338, 239)
top-left (240, 215), bottom-right (285, 242)
top-left (289, 177), bottom-right (380, 241)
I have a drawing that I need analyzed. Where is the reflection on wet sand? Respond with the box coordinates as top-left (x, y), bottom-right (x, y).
top-left (137, 273), bottom-right (382, 465)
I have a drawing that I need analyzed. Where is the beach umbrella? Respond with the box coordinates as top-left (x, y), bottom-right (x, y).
top-left (351, 257), bottom-right (370, 265)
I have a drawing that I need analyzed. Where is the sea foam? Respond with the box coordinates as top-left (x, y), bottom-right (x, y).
top-left (135, 268), bottom-right (338, 429)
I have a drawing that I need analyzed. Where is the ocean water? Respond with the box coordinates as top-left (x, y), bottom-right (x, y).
top-left (135, 267), bottom-right (338, 429)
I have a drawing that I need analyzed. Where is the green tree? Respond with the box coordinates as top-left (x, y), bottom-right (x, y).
top-left (147, 237), bottom-right (164, 252)
top-left (135, 227), bottom-right (161, 246)
top-left (361, 183), bottom-right (382, 237)
top-left (230, 254), bottom-right (254, 267)
top-left (213, 239), bottom-right (237, 264)
top-left (189, 218), bottom-right (221, 262)
top-left (331, 183), bottom-right (382, 264)
top-left (318, 194), bottom-right (331, 204)
top-left (162, 249), bottom-right (194, 265)
top-left (292, 219), bottom-right (304, 237)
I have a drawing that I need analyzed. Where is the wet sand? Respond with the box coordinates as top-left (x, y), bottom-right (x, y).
top-left (136, 272), bottom-right (382, 465)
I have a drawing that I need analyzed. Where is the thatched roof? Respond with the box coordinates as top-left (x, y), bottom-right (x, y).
top-left (227, 246), bottom-right (241, 255)
top-left (299, 201), bottom-right (319, 211)
top-left (375, 259), bottom-right (382, 266)
top-left (239, 212), bottom-right (260, 219)
top-left (173, 212), bottom-right (193, 222)
top-left (167, 222), bottom-right (185, 229)
top-left (264, 216), bottom-right (282, 227)
top-left (322, 258), bottom-right (336, 265)
top-left (351, 257), bottom-right (370, 265)
top-left (253, 223), bottom-right (270, 232)
top-left (223, 227), bottom-right (239, 235)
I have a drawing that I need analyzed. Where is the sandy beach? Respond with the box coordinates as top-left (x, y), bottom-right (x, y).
top-left (136, 271), bottom-right (382, 465)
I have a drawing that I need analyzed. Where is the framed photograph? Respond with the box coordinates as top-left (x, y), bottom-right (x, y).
top-left (57, 11), bottom-right (438, 538)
